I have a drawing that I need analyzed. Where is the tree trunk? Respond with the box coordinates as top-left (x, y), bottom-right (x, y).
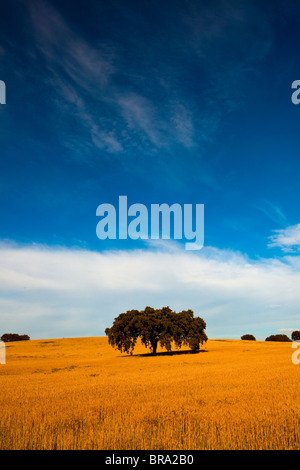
top-left (151, 339), bottom-right (158, 355)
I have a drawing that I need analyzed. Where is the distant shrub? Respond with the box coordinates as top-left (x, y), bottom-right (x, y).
top-left (265, 334), bottom-right (291, 342)
top-left (241, 334), bottom-right (256, 341)
top-left (1, 333), bottom-right (30, 343)
top-left (291, 330), bottom-right (300, 341)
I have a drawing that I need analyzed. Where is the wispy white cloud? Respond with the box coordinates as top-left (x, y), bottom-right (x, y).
top-left (24, 0), bottom-right (273, 165)
top-left (117, 93), bottom-right (166, 148)
top-left (91, 126), bottom-right (124, 153)
top-left (257, 200), bottom-right (288, 226)
top-left (27, 0), bottom-right (123, 155)
top-left (26, 0), bottom-right (198, 156)
top-left (29, 0), bottom-right (114, 91)
top-left (0, 240), bottom-right (299, 340)
top-left (170, 103), bottom-right (194, 148)
top-left (268, 223), bottom-right (300, 252)
top-left (278, 328), bottom-right (294, 335)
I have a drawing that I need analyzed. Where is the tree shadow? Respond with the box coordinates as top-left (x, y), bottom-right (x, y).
top-left (120, 349), bottom-right (208, 358)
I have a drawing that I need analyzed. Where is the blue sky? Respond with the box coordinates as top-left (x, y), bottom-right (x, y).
top-left (1, 0), bottom-right (300, 341)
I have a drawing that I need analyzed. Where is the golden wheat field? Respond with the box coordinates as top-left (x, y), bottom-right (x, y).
top-left (0, 337), bottom-right (299, 450)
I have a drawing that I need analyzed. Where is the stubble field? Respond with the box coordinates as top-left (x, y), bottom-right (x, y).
top-left (0, 337), bottom-right (299, 450)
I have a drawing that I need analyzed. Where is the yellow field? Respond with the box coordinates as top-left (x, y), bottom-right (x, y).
top-left (0, 337), bottom-right (299, 450)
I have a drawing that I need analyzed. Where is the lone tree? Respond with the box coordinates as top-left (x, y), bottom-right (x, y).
top-left (265, 334), bottom-right (291, 342)
top-left (1, 333), bottom-right (30, 342)
top-left (241, 334), bottom-right (256, 341)
top-left (105, 306), bottom-right (207, 355)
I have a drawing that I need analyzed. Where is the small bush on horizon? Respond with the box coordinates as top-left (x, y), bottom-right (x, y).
top-left (291, 330), bottom-right (300, 341)
top-left (1, 333), bottom-right (30, 343)
top-left (265, 334), bottom-right (291, 342)
top-left (241, 334), bottom-right (256, 341)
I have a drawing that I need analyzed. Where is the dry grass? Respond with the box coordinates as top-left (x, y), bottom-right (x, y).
top-left (0, 337), bottom-right (299, 450)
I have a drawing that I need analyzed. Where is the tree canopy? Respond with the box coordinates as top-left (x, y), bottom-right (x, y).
top-left (265, 334), bottom-right (291, 342)
top-left (241, 334), bottom-right (256, 341)
top-left (291, 330), bottom-right (300, 341)
top-left (1, 333), bottom-right (30, 342)
top-left (105, 306), bottom-right (207, 355)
